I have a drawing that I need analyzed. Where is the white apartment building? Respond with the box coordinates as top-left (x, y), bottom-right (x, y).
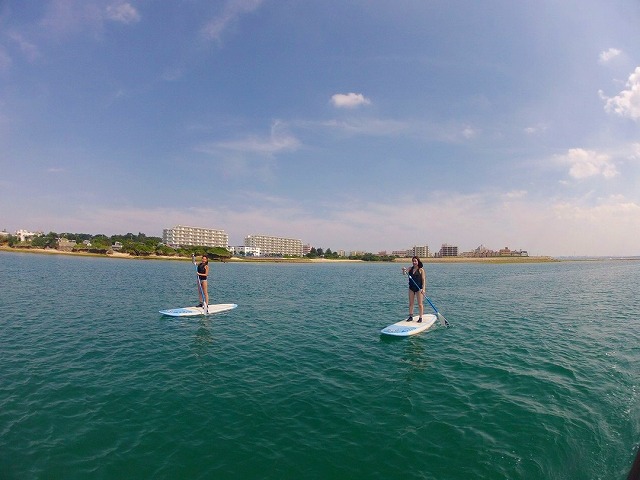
top-left (15, 229), bottom-right (42, 242)
top-left (244, 234), bottom-right (303, 257)
top-left (163, 225), bottom-right (229, 248)
top-left (230, 245), bottom-right (261, 256)
top-left (412, 245), bottom-right (429, 258)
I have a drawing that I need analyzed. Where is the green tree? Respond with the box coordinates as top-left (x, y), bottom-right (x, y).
top-left (31, 232), bottom-right (57, 248)
top-left (207, 246), bottom-right (232, 260)
top-left (91, 236), bottom-right (111, 251)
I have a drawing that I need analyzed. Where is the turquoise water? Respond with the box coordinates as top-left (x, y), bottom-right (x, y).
top-left (1, 252), bottom-right (639, 479)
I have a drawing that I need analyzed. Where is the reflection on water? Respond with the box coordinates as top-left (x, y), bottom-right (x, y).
top-left (192, 319), bottom-right (214, 358)
top-left (402, 337), bottom-right (430, 377)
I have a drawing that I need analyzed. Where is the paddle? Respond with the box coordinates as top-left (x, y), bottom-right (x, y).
top-left (405, 269), bottom-right (450, 327)
top-left (192, 254), bottom-right (208, 315)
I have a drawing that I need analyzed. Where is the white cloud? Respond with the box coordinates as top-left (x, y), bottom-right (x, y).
top-left (600, 66), bottom-right (640, 120)
top-left (161, 67), bottom-right (184, 82)
top-left (598, 47), bottom-right (621, 64)
top-left (319, 117), bottom-right (407, 136)
top-left (202, 0), bottom-right (264, 42)
top-left (40, 1), bottom-right (105, 36)
top-left (7, 32), bottom-right (40, 62)
top-left (331, 93), bottom-right (372, 109)
top-left (503, 190), bottom-right (527, 200)
top-left (462, 126), bottom-right (477, 139)
top-left (555, 148), bottom-right (618, 179)
top-left (197, 121), bottom-right (300, 155)
top-left (106, 2), bottom-right (140, 24)
top-left (553, 195), bottom-right (640, 224)
top-left (524, 123), bottom-right (548, 135)
top-left (38, 0), bottom-right (140, 38)
top-left (213, 134), bottom-right (299, 154)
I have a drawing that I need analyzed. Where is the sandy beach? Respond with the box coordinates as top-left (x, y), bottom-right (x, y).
top-left (0, 246), bottom-right (559, 263)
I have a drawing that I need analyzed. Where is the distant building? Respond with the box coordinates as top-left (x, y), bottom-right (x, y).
top-left (460, 244), bottom-right (492, 257)
top-left (392, 245), bottom-right (429, 258)
top-left (438, 244), bottom-right (458, 257)
top-left (57, 238), bottom-right (77, 251)
top-left (460, 245), bottom-right (529, 257)
top-left (163, 225), bottom-right (229, 248)
top-left (244, 234), bottom-right (303, 257)
top-left (499, 247), bottom-right (528, 257)
top-left (230, 245), bottom-right (261, 256)
top-left (15, 229), bottom-right (42, 242)
top-left (412, 245), bottom-right (429, 258)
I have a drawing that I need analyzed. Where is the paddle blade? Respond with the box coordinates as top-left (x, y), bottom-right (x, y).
top-left (437, 312), bottom-right (450, 327)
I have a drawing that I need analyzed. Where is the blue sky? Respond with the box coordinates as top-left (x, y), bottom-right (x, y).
top-left (1, 0), bottom-right (639, 256)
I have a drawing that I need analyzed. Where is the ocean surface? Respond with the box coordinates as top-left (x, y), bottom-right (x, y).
top-left (1, 251), bottom-right (639, 480)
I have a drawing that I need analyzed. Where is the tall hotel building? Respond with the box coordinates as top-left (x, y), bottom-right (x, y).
top-left (438, 243), bottom-right (458, 257)
top-left (412, 245), bottom-right (429, 258)
top-left (163, 225), bottom-right (229, 248)
top-left (244, 234), bottom-right (303, 257)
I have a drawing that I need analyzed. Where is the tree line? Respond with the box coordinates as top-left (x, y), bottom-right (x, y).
top-left (306, 247), bottom-right (395, 262)
top-left (2, 233), bottom-right (395, 262)
top-left (2, 231), bottom-right (231, 259)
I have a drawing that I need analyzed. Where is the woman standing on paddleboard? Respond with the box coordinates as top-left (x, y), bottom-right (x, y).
top-left (402, 256), bottom-right (426, 322)
top-left (196, 255), bottom-right (209, 307)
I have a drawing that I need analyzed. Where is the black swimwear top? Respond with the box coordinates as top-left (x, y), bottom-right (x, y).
top-left (197, 262), bottom-right (208, 280)
top-left (408, 267), bottom-right (423, 290)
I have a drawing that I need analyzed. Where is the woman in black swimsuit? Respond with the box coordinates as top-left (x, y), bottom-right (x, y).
top-left (196, 255), bottom-right (209, 307)
top-left (402, 256), bottom-right (426, 322)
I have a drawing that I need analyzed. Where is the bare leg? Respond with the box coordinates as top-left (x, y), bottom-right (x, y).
top-left (201, 279), bottom-right (209, 305)
top-left (408, 289), bottom-right (415, 317)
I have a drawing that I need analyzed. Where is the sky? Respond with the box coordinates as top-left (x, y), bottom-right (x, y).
top-left (1, 0), bottom-right (640, 256)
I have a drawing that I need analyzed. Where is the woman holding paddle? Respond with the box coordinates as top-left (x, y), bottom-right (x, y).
top-left (196, 255), bottom-right (209, 307)
top-left (402, 256), bottom-right (426, 323)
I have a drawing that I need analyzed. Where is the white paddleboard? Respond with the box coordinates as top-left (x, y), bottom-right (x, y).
top-left (159, 303), bottom-right (238, 317)
top-left (380, 314), bottom-right (437, 337)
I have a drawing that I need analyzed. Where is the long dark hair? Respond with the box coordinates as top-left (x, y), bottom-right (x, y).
top-left (411, 256), bottom-right (423, 268)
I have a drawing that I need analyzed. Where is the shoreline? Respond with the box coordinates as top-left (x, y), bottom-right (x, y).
top-left (0, 245), bottom-right (562, 263)
top-left (5, 246), bottom-right (636, 263)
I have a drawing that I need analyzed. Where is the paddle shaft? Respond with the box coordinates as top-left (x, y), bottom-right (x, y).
top-left (192, 254), bottom-right (207, 313)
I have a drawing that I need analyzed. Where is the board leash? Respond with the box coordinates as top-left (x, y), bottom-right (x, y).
top-left (405, 268), bottom-right (450, 327)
